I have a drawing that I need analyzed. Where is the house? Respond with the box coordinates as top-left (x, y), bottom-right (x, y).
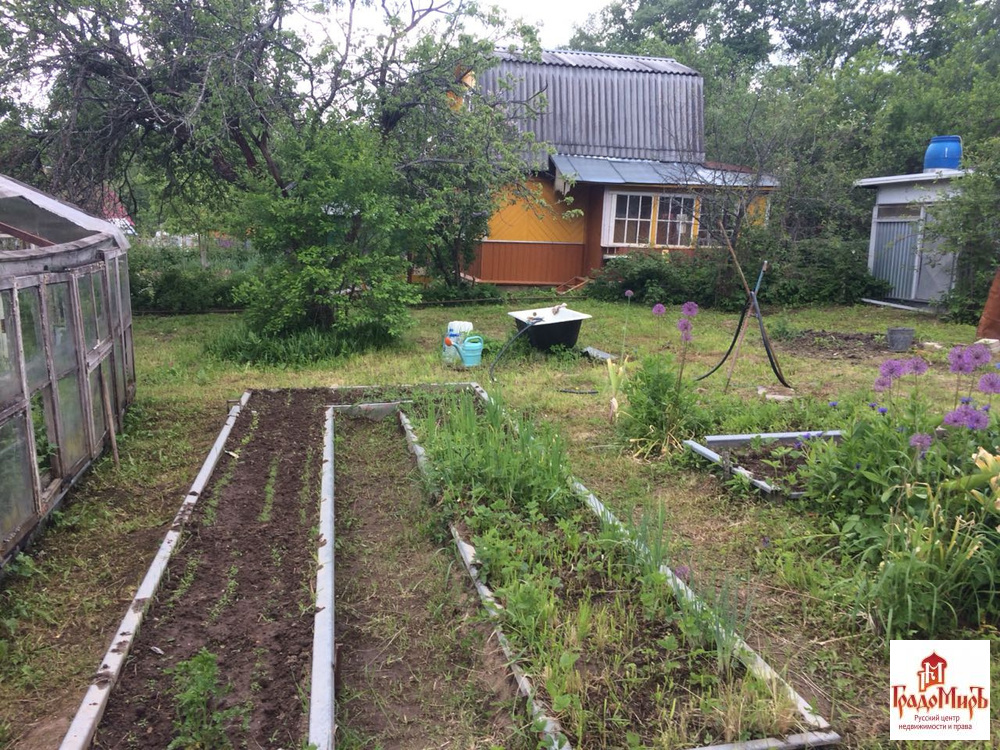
top-left (470, 49), bottom-right (777, 287)
top-left (854, 137), bottom-right (966, 305)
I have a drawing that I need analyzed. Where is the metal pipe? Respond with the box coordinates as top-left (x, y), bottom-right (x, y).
top-left (59, 391), bottom-right (252, 750)
top-left (308, 407), bottom-right (337, 749)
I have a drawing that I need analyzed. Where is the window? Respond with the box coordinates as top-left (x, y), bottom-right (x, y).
top-left (656, 197), bottom-right (695, 246)
top-left (612, 194), bottom-right (653, 244)
top-left (606, 192), bottom-right (696, 249)
top-left (697, 195), bottom-right (741, 247)
top-left (877, 204), bottom-right (922, 220)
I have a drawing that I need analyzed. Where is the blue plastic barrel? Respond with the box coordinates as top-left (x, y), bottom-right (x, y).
top-left (923, 136), bottom-right (962, 171)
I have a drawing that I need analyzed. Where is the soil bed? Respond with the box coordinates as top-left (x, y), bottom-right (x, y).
top-left (728, 444), bottom-right (808, 494)
top-left (775, 330), bottom-right (885, 359)
top-left (333, 415), bottom-right (527, 748)
top-left (95, 389), bottom-right (328, 749)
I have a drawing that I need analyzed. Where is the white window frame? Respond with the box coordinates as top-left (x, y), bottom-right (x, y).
top-left (602, 190), bottom-right (697, 249)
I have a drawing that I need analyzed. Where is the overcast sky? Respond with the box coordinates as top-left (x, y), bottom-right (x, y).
top-left (495, 0), bottom-right (610, 48)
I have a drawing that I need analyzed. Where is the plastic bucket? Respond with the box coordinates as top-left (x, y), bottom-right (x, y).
top-left (456, 335), bottom-right (484, 367)
top-left (887, 327), bottom-right (915, 352)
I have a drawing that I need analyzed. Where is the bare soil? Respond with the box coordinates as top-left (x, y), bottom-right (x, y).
top-left (775, 329), bottom-right (887, 359)
top-left (95, 389), bottom-right (328, 748)
top-left (334, 415), bottom-right (526, 748)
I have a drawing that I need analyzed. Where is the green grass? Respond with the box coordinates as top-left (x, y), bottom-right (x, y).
top-left (0, 299), bottom-right (987, 748)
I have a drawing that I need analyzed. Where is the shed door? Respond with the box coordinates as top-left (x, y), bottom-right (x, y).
top-left (872, 220), bottom-right (920, 300)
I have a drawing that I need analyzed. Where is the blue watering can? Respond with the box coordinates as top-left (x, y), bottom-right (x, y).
top-left (452, 335), bottom-right (484, 368)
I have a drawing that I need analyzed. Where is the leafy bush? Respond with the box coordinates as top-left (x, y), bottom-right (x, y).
top-left (587, 229), bottom-right (889, 310)
top-left (419, 280), bottom-right (504, 304)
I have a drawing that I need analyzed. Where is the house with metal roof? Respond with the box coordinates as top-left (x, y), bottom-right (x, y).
top-left (470, 50), bottom-right (778, 287)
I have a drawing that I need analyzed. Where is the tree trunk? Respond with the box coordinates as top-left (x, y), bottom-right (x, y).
top-left (977, 267), bottom-right (1000, 339)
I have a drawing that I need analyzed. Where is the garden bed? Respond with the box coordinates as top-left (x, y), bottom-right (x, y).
top-left (685, 432), bottom-right (842, 497)
top-left (62, 386), bottom-right (527, 750)
top-left (405, 387), bottom-right (841, 749)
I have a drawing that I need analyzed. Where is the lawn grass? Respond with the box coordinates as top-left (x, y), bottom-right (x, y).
top-left (0, 299), bottom-right (994, 749)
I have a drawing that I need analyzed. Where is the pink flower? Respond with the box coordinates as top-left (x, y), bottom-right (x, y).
top-left (681, 301), bottom-right (699, 317)
top-left (880, 359), bottom-right (906, 379)
top-left (873, 376), bottom-right (892, 392)
top-left (625, 289), bottom-right (634, 298)
top-left (966, 343), bottom-right (992, 368)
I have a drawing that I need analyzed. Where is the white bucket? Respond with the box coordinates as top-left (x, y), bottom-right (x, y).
top-left (443, 321), bottom-right (474, 363)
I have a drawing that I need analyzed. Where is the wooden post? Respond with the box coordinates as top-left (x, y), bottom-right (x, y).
top-left (100, 368), bottom-right (120, 470)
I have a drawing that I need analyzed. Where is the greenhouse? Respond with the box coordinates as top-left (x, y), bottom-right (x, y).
top-left (0, 174), bottom-right (134, 562)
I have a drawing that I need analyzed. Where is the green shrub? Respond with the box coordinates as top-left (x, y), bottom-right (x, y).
top-left (419, 280), bottom-right (504, 304)
top-left (587, 229), bottom-right (889, 310)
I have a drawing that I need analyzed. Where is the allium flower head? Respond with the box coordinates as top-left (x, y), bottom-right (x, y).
top-left (967, 409), bottom-right (989, 430)
top-left (880, 359), bottom-right (906, 380)
top-left (681, 301), bottom-right (699, 318)
top-left (673, 564), bottom-right (691, 583)
top-left (965, 343), bottom-right (992, 368)
top-left (677, 317), bottom-right (693, 342)
top-left (909, 433), bottom-right (933, 451)
top-left (625, 289), bottom-right (634, 298)
top-left (948, 345), bottom-right (976, 374)
top-left (907, 357), bottom-right (929, 376)
top-left (873, 376), bottom-right (892, 393)
top-left (652, 303), bottom-right (666, 317)
top-left (978, 372), bottom-right (1000, 394)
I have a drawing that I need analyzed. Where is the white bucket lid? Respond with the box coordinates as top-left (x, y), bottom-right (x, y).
top-left (447, 321), bottom-right (474, 333)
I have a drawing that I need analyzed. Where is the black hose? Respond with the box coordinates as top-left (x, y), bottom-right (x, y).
top-left (750, 293), bottom-right (792, 388)
top-left (489, 319), bottom-right (541, 382)
top-left (694, 300), bottom-right (750, 381)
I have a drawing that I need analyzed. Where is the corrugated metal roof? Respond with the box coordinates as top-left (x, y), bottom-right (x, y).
top-left (551, 154), bottom-right (779, 188)
top-left (479, 50), bottom-right (704, 165)
top-left (494, 49), bottom-right (699, 76)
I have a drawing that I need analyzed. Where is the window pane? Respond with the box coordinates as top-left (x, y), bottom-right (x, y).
top-left (637, 221), bottom-right (650, 244)
top-left (615, 195), bottom-right (629, 219)
top-left (18, 287), bottom-right (47, 390)
top-left (114, 340), bottom-right (125, 409)
top-left (626, 196), bottom-right (640, 219)
top-left (47, 283), bottom-right (78, 374)
top-left (878, 204), bottom-right (921, 219)
top-left (639, 196), bottom-right (652, 220)
top-left (57, 374), bottom-right (87, 468)
top-left (108, 261), bottom-right (120, 331)
top-left (93, 273), bottom-right (108, 342)
top-left (0, 291), bottom-right (21, 406)
top-left (121, 256), bottom-right (132, 323)
top-left (90, 366), bottom-right (106, 446)
top-left (0, 414), bottom-right (36, 540)
top-left (79, 276), bottom-right (98, 350)
top-left (613, 220), bottom-right (626, 244)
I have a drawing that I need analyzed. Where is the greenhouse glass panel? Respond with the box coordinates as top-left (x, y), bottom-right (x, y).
top-left (18, 287), bottom-right (47, 390)
top-left (0, 291), bottom-right (21, 405)
top-left (57, 374), bottom-right (87, 468)
top-left (93, 272), bottom-right (108, 342)
top-left (108, 260), bottom-right (120, 330)
top-left (89, 366), bottom-right (106, 446)
top-left (125, 327), bottom-right (135, 387)
top-left (0, 415), bottom-right (36, 542)
top-left (120, 256), bottom-right (132, 323)
top-left (114, 340), bottom-right (125, 410)
top-left (46, 283), bottom-right (78, 375)
top-left (79, 275), bottom-right (98, 350)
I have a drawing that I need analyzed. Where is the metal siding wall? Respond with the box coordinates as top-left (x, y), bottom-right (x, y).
top-left (479, 62), bottom-right (705, 162)
top-left (473, 242), bottom-right (586, 284)
top-left (872, 222), bottom-right (919, 299)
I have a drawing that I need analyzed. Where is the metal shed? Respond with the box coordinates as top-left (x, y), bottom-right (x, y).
top-left (854, 168), bottom-right (966, 304)
top-left (1, 174), bottom-right (134, 563)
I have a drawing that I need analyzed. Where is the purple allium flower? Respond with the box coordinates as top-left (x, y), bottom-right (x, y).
top-left (878, 407), bottom-right (888, 415)
top-left (874, 376), bottom-right (892, 393)
top-left (652, 303), bottom-right (666, 317)
top-left (943, 408), bottom-right (967, 427)
top-left (978, 372), bottom-right (1000, 394)
top-left (828, 401), bottom-right (838, 407)
top-left (625, 289), bottom-right (634, 298)
top-left (966, 343), bottom-right (992, 368)
top-left (948, 345), bottom-right (976, 374)
top-left (880, 359), bottom-right (907, 379)
top-left (681, 301), bottom-right (699, 318)
top-left (909, 433), bottom-right (933, 451)
top-left (677, 317), bottom-right (692, 335)
top-left (674, 565), bottom-right (691, 583)
top-left (967, 409), bottom-right (989, 430)
top-left (908, 357), bottom-right (929, 376)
